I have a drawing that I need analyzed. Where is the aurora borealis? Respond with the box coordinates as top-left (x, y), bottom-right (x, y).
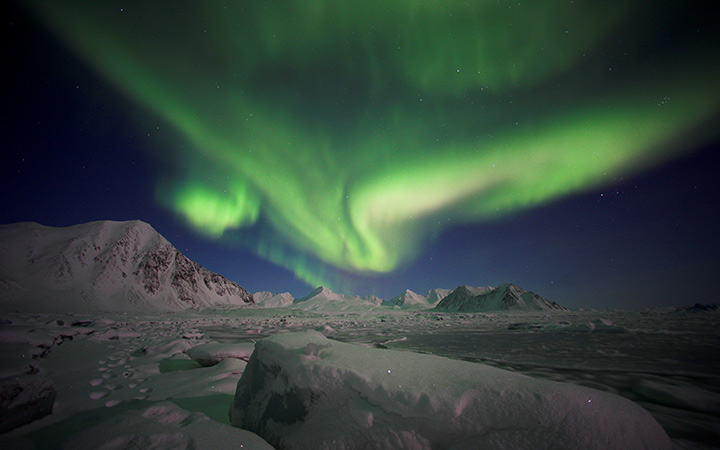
top-left (5, 1), bottom-right (720, 305)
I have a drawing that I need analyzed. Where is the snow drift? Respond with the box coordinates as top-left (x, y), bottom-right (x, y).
top-left (230, 331), bottom-right (670, 450)
top-left (0, 220), bottom-right (254, 312)
top-left (60, 401), bottom-right (274, 450)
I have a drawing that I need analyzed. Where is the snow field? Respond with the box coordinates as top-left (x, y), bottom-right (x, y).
top-left (0, 308), bottom-right (718, 449)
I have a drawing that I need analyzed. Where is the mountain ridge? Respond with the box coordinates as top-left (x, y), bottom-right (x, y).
top-left (435, 283), bottom-right (566, 312)
top-left (0, 220), bottom-right (254, 312)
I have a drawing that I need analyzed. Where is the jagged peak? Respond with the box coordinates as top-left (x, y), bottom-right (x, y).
top-left (312, 286), bottom-right (335, 296)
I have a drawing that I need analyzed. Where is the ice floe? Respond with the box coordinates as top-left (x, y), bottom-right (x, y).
top-left (230, 331), bottom-right (671, 450)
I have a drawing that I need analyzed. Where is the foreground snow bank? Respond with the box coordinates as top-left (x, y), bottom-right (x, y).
top-left (0, 375), bottom-right (56, 433)
top-left (60, 401), bottom-right (273, 450)
top-left (230, 331), bottom-right (671, 450)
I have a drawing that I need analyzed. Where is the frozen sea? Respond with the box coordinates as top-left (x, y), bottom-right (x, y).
top-left (1, 308), bottom-right (718, 449)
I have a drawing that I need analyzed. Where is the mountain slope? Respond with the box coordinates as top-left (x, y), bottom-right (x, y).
top-left (290, 286), bottom-right (383, 312)
top-left (253, 291), bottom-right (295, 308)
top-left (388, 289), bottom-right (428, 308)
top-left (434, 284), bottom-right (566, 312)
top-left (0, 220), bottom-right (254, 312)
top-left (425, 288), bottom-right (452, 306)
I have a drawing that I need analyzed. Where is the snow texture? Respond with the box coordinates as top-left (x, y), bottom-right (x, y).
top-left (0, 220), bottom-right (254, 312)
top-left (185, 342), bottom-right (256, 367)
top-left (59, 401), bottom-right (274, 450)
top-left (230, 331), bottom-right (671, 450)
top-left (0, 375), bottom-right (56, 433)
top-left (0, 308), bottom-right (717, 449)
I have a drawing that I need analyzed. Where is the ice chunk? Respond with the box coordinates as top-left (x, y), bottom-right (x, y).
top-left (0, 375), bottom-right (56, 432)
top-left (543, 318), bottom-right (627, 333)
top-left (230, 331), bottom-right (671, 450)
top-left (185, 342), bottom-right (255, 367)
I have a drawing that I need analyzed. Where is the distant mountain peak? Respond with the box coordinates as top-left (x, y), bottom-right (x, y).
top-left (292, 286), bottom-right (382, 311)
top-left (253, 291), bottom-right (294, 308)
top-left (296, 286), bottom-right (340, 303)
top-left (388, 288), bottom-right (427, 307)
top-left (435, 283), bottom-right (566, 313)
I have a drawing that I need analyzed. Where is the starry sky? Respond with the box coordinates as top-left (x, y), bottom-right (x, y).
top-left (3, 1), bottom-right (719, 308)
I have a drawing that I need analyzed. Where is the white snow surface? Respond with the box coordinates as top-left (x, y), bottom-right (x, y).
top-left (1, 308), bottom-right (718, 449)
top-left (0, 375), bottom-right (56, 433)
top-left (0, 221), bottom-right (254, 312)
top-left (59, 401), bottom-right (273, 450)
top-left (231, 331), bottom-right (671, 450)
top-left (185, 342), bottom-right (256, 367)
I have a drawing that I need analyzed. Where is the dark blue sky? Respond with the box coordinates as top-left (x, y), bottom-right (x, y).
top-left (3, 2), bottom-right (719, 308)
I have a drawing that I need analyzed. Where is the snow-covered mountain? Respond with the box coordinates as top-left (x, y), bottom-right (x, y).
top-left (0, 220), bottom-right (254, 312)
top-left (291, 286), bottom-right (383, 312)
top-left (253, 291), bottom-right (294, 308)
top-left (388, 289), bottom-right (428, 308)
top-left (434, 284), bottom-right (566, 312)
top-left (425, 288), bottom-right (452, 306)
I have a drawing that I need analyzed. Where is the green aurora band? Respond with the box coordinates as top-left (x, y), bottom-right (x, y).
top-left (28, 1), bottom-right (720, 290)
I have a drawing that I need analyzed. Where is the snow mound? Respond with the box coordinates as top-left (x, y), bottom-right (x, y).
top-left (185, 342), bottom-right (256, 367)
top-left (59, 401), bottom-right (273, 450)
top-left (230, 331), bottom-right (670, 450)
top-left (0, 375), bottom-right (56, 433)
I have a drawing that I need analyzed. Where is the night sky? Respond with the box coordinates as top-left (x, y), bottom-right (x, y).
top-left (3, 1), bottom-right (719, 308)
